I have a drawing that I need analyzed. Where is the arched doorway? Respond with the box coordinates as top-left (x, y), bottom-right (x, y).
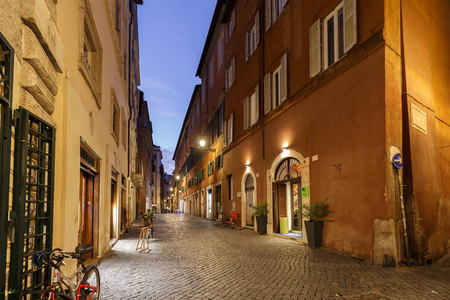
top-left (273, 157), bottom-right (303, 233)
top-left (245, 174), bottom-right (255, 227)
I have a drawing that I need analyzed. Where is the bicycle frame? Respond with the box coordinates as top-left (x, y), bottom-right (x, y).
top-left (51, 263), bottom-right (97, 300)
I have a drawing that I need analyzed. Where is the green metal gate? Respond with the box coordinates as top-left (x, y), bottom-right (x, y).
top-left (9, 109), bottom-right (55, 299)
top-left (0, 31), bottom-right (14, 300)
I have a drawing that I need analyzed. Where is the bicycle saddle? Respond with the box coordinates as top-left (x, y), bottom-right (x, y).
top-left (75, 244), bottom-right (93, 254)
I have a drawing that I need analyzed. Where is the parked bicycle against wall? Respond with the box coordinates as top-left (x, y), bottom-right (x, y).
top-left (27, 244), bottom-right (100, 300)
top-left (219, 211), bottom-right (238, 229)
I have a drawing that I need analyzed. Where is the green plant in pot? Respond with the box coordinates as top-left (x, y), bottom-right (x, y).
top-left (252, 203), bottom-right (269, 235)
top-left (302, 196), bottom-right (333, 248)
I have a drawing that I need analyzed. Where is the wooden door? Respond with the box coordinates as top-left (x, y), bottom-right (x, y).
top-left (79, 170), bottom-right (94, 258)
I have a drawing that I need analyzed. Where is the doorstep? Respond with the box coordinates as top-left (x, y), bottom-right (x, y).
top-left (272, 232), bottom-right (304, 242)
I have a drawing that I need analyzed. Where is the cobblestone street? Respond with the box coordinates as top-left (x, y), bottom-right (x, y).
top-left (98, 214), bottom-right (450, 300)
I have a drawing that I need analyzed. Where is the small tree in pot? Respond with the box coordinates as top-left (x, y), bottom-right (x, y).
top-left (302, 197), bottom-right (333, 248)
top-left (252, 203), bottom-right (269, 235)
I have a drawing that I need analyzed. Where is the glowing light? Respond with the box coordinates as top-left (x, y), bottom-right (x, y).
top-left (176, 175), bottom-right (180, 180)
top-left (282, 142), bottom-right (288, 151)
top-left (199, 140), bottom-right (206, 147)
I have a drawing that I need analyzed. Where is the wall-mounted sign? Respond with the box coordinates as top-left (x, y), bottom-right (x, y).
top-left (301, 186), bottom-right (309, 198)
top-left (393, 153), bottom-right (403, 169)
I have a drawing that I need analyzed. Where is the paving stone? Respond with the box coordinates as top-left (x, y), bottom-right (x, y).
top-left (98, 214), bottom-right (450, 299)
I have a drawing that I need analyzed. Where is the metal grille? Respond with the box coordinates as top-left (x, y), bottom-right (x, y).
top-left (0, 31), bottom-right (14, 298)
top-left (275, 158), bottom-right (302, 182)
top-left (245, 174), bottom-right (254, 192)
top-left (10, 109), bottom-right (55, 299)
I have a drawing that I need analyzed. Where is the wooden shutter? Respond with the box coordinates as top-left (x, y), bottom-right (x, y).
top-left (231, 9), bottom-right (236, 32)
top-left (229, 113), bottom-right (233, 144)
top-left (309, 19), bottom-right (321, 78)
top-left (255, 84), bottom-right (260, 122)
top-left (264, 73), bottom-right (271, 115)
top-left (223, 119), bottom-right (228, 146)
top-left (225, 68), bottom-right (228, 91)
top-left (245, 32), bottom-right (249, 62)
top-left (265, 0), bottom-right (272, 31)
top-left (255, 12), bottom-right (260, 46)
top-left (115, 0), bottom-right (120, 31)
top-left (281, 53), bottom-right (287, 102)
top-left (243, 97), bottom-right (250, 130)
top-left (282, 0), bottom-right (288, 8)
top-left (231, 57), bottom-right (235, 84)
top-left (344, 0), bottom-right (357, 53)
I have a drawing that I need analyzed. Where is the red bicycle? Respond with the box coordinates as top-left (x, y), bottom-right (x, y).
top-left (219, 211), bottom-right (238, 229)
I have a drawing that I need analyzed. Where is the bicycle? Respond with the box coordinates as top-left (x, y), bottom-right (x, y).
top-left (27, 244), bottom-right (100, 300)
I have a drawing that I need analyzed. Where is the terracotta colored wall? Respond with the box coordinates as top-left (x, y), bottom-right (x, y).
top-left (400, 0), bottom-right (449, 262)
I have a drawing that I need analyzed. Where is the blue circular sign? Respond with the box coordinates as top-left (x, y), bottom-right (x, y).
top-left (393, 153), bottom-right (403, 169)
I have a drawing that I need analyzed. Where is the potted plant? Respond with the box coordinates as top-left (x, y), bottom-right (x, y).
top-left (302, 196), bottom-right (333, 248)
top-left (252, 203), bottom-right (269, 235)
top-left (142, 209), bottom-right (153, 227)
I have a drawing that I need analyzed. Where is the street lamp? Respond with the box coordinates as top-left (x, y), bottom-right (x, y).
top-left (199, 139), bottom-right (216, 153)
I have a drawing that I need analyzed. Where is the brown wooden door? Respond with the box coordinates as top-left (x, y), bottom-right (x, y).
top-left (79, 170), bottom-right (94, 258)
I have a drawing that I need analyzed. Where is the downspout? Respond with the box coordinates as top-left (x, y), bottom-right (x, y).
top-left (399, 0), bottom-right (412, 266)
top-left (260, 0), bottom-right (265, 160)
top-left (127, 0), bottom-right (133, 177)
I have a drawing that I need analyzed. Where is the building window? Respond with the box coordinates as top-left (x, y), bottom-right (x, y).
top-left (266, 0), bottom-right (288, 31)
top-left (218, 30), bottom-right (224, 68)
top-left (111, 88), bottom-right (120, 146)
top-left (215, 101), bottom-right (224, 139)
top-left (209, 58), bottom-right (214, 88)
top-left (324, 3), bottom-right (344, 68)
top-left (244, 85), bottom-right (259, 130)
top-left (224, 113), bottom-right (233, 147)
top-left (225, 57), bottom-right (235, 91)
top-left (79, 0), bottom-right (103, 108)
top-left (245, 12), bottom-right (260, 62)
top-left (264, 54), bottom-right (287, 115)
top-left (309, 0), bottom-right (357, 77)
top-left (227, 174), bottom-right (233, 200)
top-left (121, 107), bottom-right (127, 148)
top-left (216, 152), bottom-right (223, 170)
top-left (208, 160), bottom-right (214, 176)
top-left (226, 8), bottom-right (236, 43)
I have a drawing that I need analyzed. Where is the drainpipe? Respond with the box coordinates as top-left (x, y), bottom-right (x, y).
top-left (260, 0), bottom-right (265, 160)
top-left (127, 0), bottom-right (133, 177)
top-left (399, 0), bottom-right (411, 267)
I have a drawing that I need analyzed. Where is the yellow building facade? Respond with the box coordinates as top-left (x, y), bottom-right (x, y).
top-left (0, 0), bottom-right (144, 297)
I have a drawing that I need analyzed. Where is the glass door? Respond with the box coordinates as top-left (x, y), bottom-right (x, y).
top-left (291, 181), bottom-right (302, 231)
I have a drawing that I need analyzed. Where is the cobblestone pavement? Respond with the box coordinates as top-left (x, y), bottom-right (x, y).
top-left (98, 214), bottom-right (450, 300)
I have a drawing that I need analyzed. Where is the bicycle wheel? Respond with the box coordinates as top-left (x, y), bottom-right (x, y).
top-left (79, 266), bottom-right (100, 300)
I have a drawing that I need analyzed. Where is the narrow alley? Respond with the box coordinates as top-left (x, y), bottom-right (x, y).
top-left (98, 214), bottom-right (450, 300)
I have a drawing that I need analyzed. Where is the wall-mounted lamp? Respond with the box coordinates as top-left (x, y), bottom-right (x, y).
top-left (282, 142), bottom-right (289, 151)
top-left (176, 175), bottom-right (180, 180)
top-left (199, 139), bottom-right (216, 153)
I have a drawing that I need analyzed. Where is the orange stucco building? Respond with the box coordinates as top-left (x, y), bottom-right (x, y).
top-left (173, 0), bottom-right (450, 266)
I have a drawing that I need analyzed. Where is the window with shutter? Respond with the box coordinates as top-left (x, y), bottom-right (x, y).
top-left (272, 66), bottom-right (281, 109)
top-left (243, 96), bottom-right (250, 130)
top-left (229, 113), bottom-right (233, 144)
top-left (255, 84), bottom-right (260, 122)
top-left (281, 53), bottom-right (287, 102)
top-left (223, 119), bottom-right (228, 146)
top-left (264, 73), bottom-right (271, 115)
top-left (309, 19), bottom-right (321, 77)
top-left (255, 12), bottom-right (260, 46)
top-left (282, 0), bottom-right (288, 8)
top-left (265, 0), bottom-right (272, 31)
top-left (245, 32), bottom-right (249, 62)
top-left (231, 57), bottom-right (235, 84)
top-left (344, 0), bottom-right (357, 52)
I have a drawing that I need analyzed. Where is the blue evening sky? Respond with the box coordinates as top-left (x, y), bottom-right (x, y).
top-left (137, 1), bottom-right (216, 174)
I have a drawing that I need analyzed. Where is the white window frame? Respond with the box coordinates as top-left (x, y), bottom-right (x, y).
top-left (272, 66), bottom-right (281, 109)
top-left (323, 2), bottom-right (344, 69)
